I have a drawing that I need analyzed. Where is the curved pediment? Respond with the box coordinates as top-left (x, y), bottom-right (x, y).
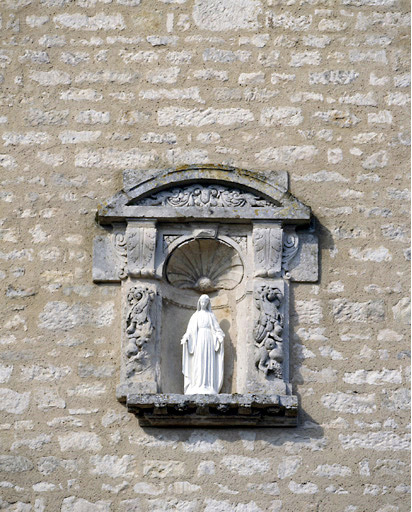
top-left (97, 165), bottom-right (311, 224)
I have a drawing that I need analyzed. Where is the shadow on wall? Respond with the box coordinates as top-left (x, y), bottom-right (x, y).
top-left (138, 416), bottom-right (325, 448)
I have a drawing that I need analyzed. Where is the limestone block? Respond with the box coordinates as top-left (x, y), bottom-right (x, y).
top-left (289, 232), bottom-right (319, 282)
top-left (92, 227), bottom-right (126, 283)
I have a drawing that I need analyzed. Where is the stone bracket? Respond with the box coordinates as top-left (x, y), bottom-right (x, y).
top-left (288, 232), bottom-right (318, 282)
top-left (126, 220), bottom-right (157, 278)
top-left (92, 223), bottom-right (126, 283)
top-left (253, 223), bottom-right (283, 278)
top-left (125, 393), bottom-right (298, 427)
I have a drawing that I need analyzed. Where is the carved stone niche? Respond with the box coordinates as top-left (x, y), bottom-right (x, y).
top-left (93, 165), bottom-right (318, 427)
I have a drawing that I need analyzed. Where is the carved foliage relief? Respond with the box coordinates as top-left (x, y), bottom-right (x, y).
top-left (253, 225), bottom-right (283, 278)
top-left (127, 224), bottom-right (156, 278)
top-left (125, 286), bottom-right (155, 377)
top-left (254, 285), bottom-right (284, 379)
top-left (135, 184), bottom-right (280, 209)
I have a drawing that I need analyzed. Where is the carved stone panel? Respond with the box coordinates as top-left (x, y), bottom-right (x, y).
top-left (126, 221), bottom-right (156, 278)
top-left (165, 238), bottom-right (244, 293)
top-left (134, 184), bottom-right (281, 209)
top-left (118, 284), bottom-right (159, 398)
top-left (254, 284), bottom-right (284, 379)
top-left (253, 223), bottom-right (283, 278)
top-left (92, 223), bottom-right (126, 283)
top-left (243, 279), bottom-right (289, 396)
top-left (125, 286), bottom-right (155, 376)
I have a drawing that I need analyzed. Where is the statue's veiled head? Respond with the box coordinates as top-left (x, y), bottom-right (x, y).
top-left (197, 294), bottom-right (212, 312)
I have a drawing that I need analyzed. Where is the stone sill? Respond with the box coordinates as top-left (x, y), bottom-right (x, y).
top-left (124, 393), bottom-right (298, 427)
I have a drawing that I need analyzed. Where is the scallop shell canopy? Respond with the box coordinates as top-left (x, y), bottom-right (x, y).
top-left (166, 239), bottom-right (244, 293)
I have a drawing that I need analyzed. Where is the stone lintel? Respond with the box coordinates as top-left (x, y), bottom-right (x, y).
top-left (125, 393), bottom-right (298, 427)
top-left (98, 206), bottom-right (311, 225)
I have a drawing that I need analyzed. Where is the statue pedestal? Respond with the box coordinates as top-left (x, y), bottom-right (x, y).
top-left (124, 393), bottom-right (298, 427)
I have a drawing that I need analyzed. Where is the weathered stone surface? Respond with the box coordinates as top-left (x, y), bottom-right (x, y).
top-left (277, 456), bottom-right (302, 479)
top-left (143, 460), bottom-right (185, 479)
top-left (339, 432), bottom-right (410, 451)
top-left (0, 455), bottom-right (33, 473)
top-left (321, 392), bottom-right (376, 414)
top-left (221, 455), bottom-right (270, 476)
top-left (293, 300), bottom-right (323, 324)
top-left (193, 0), bottom-right (261, 31)
top-left (126, 394), bottom-right (298, 427)
top-left (58, 432), bottom-right (102, 452)
top-left (288, 233), bottom-right (318, 282)
top-left (61, 497), bottom-right (111, 512)
top-left (0, 388), bottom-right (30, 414)
top-left (39, 301), bottom-right (114, 330)
top-left (392, 298), bottom-right (411, 325)
top-left (182, 432), bottom-right (224, 453)
top-left (381, 388), bottom-right (411, 411)
top-left (93, 229), bottom-right (126, 283)
top-left (158, 107), bottom-right (254, 126)
top-left (90, 455), bottom-right (135, 478)
top-left (331, 299), bottom-right (385, 323)
top-left (313, 464), bottom-right (351, 478)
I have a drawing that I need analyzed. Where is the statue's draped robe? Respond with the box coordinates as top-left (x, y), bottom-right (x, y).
top-left (181, 310), bottom-right (224, 394)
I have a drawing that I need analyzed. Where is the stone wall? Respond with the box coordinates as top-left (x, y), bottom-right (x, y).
top-left (0, 0), bottom-right (410, 510)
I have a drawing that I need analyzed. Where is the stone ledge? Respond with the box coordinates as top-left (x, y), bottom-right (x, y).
top-left (125, 393), bottom-right (298, 427)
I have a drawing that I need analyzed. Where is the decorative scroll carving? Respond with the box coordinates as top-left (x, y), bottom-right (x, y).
top-left (231, 236), bottom-right (247, 254)
top-left (125, 286), bottom-right (155, 377)
top-left (253, 225), bottom-right (283, 278)
top-left (112, 232), bottom-right (127, 280)
top-left (127, 224), bottom-right (156, 278)
top-left (254, 285), bottom-right (284, 378)
top-left (135, 184), bottom-right (280, 209)
top-left (166, 238), bottom-right (244, 293)
top-left (163, 235), bottom-right (181, 252)
top-left (282, 230), bottom-right (299, 279)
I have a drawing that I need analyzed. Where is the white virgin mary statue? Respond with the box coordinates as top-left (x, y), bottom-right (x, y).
top-left (181, 294), bottom-right (225, 395)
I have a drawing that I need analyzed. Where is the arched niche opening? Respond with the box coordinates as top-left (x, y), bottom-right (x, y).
top-left (161, 236), bottom-right (246, 395)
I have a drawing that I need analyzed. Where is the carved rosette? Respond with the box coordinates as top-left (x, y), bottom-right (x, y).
top-left (253, 285), bottom-right (284, 379)
top-left (125, 286), bottom-right (155, 378)
top-left (127, 222), bottom-right (156, 278)
top-left (253, 224), bottom-right (283, 278)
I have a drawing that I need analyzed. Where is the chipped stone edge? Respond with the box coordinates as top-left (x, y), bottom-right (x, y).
top-left (123, 393), bottom-right (298, 427)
